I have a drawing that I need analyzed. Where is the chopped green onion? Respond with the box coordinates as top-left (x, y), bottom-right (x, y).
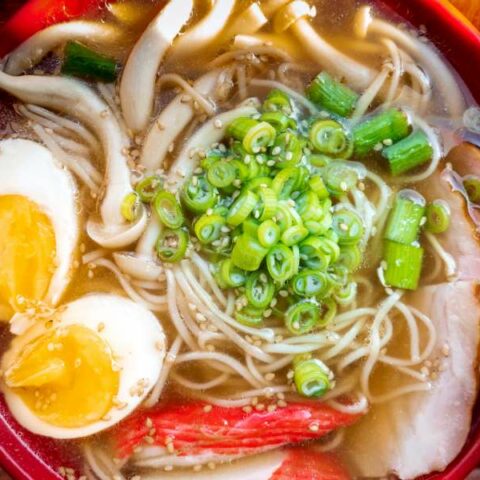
top-left (337, 244), bottom-right (362, 271)
top-left (228, 118), bottom-right (276, 154)
top-left (207, 160), bottom-right (236, 188)
top-left (463, 175), bottom-right (480, 203)
top-left (258, 220), bottom-right (281, 248)
top-left (245, 271), bottom-right (275, 309)
top-left (295, 191), bottom-right (321, 222)
top-left (194, 214), bottom-right (226, 244)
top-left (272, 167), bottom-right (301, 199)
top-left (304, 211), bottom-right (332, 235)
top-left (317, 298), bottom-right (337, 327)
top-left (227, 191), bottom-right (258, 226)
top-left (299, 237), bottom-right (331, 271)
top-left (263, 89), bottom-right (292, 114)
top-left (425, 199), bottom-right (450, 234)
top-left (281, 225), bottom-right (309, 246)
top-left (153, 190), bottom-right (184, 229)
top-left (121, 192), bottom-right (142, 222)
top-left (266, 244), bottom-right (297, 282)
top-left (260, 112), bottom-right (294, 132)
top-left (243, 217), bottom-right (260, 237)
top-left (382, 131), bottom-right (433, 175)
top-left (308, 175), bottom-right (329, 200)
top-left (285, 301), bottom-right (319, 335)
top-left (308, 154), bottom-right (332, 168)
top-left (293, 357), bottom-right (332, 398)
top-left (384, 190), bottom-right (425, 244)
top-left (235, 305), bottom-right (264, 327)
top-left (273, 131), bottom-right (305, 168)
top-left (62, 41), bottom-right (118, 82)
top-left (353, 108), bottom-right (410, 156)
top-left (253, 187), bottom-right (277, 221)
top-left (230, 158), bottom-right (250, 181)
top-left (201, 152), bottom-right (224, 170)
top-left (332, 208), bottom-right (364, 245)
top-left (219, 259), bottom-right (246, 288)
top-left (383, 240), bottom-right (423, 290)
top-left (306, 71), bottom-right (359, 117)
top-left (156, 228), bottom-right (189, 263)
top-left (135, 175), bottom-right (163, 203)
top-left (291, 270), bottom-right (331, 298)
top-left (324, 162), bottom-right (359, 196)
top-left (309, 119), bottom-right (352, 158)
top-left (232, 234), bottom-right (268, 271)
top-left (181, 175), bottom-right (218, 214)
top-left (275, 203), bottom-right (295, 232)
top-left (246, 176), bottom-right (273, 191)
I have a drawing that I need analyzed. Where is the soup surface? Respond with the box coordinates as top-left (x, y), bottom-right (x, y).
top-left (0, 1), bottom-right (479, 479)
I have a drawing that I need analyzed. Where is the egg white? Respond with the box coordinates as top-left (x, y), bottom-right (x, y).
top-left (0, 138), bottom-right (79, 307)
top-left (1, 293), bottom-right (166, 438)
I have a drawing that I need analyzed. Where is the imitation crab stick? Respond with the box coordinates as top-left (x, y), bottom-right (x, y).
top-left (113, 401), bottom-right (361, 460)
top-left (0, 0), bottom-right (115, 57)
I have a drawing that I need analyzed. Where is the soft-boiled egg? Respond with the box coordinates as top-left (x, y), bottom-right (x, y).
top-left (0, 138), bottom-right (79, 320)
top-left (0, 293), bottom-right (166, 438)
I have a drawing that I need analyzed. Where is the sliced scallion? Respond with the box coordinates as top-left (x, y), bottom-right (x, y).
top-left (285, 301), bottom-right (319, 335)
top-left (383, 240), bottom-right (423, 290)
top-left (156, 228), bottom-right (189, 263)
top-left (310, 119), bottom-right (352, 158)
top-left (153, 190), bottom-right (184, 229)
top-left (293, 357), bottom-right (332, 398)
top-left (425, 199), bottom-right (450, 234)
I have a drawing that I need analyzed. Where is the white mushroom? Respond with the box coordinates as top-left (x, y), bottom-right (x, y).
top-left (0, 71), bottom-right (146, 248)
top-left (354, 6), bottom-right (465, 117)
top-left (120, 0), bottom-right (194, 132)
top-left (140, 69), bottom-right (224, 172)
top-left (3, 22), bottom-right (121, 76)
top-left (274, 1), bottom-right (376, 90)
top-left (167, 102), bottom-right (259, 187)
top-left (168, 0), bottom-right (236, 62)
top-left (220, 3), bottom-right (268, 40)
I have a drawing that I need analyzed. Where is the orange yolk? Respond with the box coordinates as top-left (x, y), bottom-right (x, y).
top-left (0, 195), bottom-right (56, 319)
top-left (4, 325), bottom-right (120, 428)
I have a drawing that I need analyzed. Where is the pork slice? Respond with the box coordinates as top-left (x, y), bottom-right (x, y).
top-left (421, 143), bottom-right (480, 281)
top-left (344, 281), bottom-right (480, 479)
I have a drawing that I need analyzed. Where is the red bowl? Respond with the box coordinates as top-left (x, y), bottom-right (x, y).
top-left (0, 0), bottom-right (480, 478)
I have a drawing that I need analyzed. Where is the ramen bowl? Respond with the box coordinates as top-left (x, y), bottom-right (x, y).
top-left (0, 0), bottom-right (479, 478)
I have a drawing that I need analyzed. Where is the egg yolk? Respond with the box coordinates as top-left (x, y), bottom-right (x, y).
top-left (4, 325), bottom-right (120, 428)
top-left (0, 195), bottom-right (56, 318)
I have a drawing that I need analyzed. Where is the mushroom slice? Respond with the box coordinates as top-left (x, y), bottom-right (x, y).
top-left (120, 0), bottom-right (194, 132)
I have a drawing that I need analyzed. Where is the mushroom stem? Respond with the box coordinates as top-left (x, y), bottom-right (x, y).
top-left (120, 0), bottom-right (194, 132)
top-left (4, 22), bottom-right (121, 76)
top-left (0, 71), bottom-right (146, 248)
top-left (140, 69), bottom-right (226, 172)
top-left (168, 0), bottom-right (236, 62)
top-left (167, 102), bottom-right (259, 188)
top-left (289, 17), bottom-right (376, 90)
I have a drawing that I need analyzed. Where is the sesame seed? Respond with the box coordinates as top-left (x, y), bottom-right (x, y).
top-left (441, 344), bottom-right (450, 357)
top-left (214, 119), bottom-right (223, 129)
top-left (203, 405), bottom-right (213, 413)
top-left (309, 423), bottom-right (319, 432)
top-left (243, 405), bottom-right (253, 413)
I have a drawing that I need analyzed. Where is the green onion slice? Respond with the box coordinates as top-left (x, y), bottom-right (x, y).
top-left (207, 160), bottom-right (236, 188)
top-left (291, 270), bottom-right (331, 298)
top-left (266, 244), bottom-right (297, 282)
top-left (153, 190), bottom-right (184, 229)
top-left (135, 175), bottom-right (163, 203)
top-left (194, 214), bottom-right (226, 244)
top-left (258, 220), bottom-right (281, 248)
top-left (245, 271), bottom-right (276, 309)
top-left (232, 234), bottom-right (269, 271)
top-left (293, 357), bottom-right (332, 397)
top-left (181, 175), bottom-right (218, 214)
top-left (309, 119), bottom-right (353, 158)
top-left (156, 228), bottom-right (189, 263)
top-left (263, 89), bottom-right (292, 114)
top-left (121, 192), bottom-right (142, 222)
top-left (227, 191), bottom-right (258, 226)
top-left (332, 208), bottom-right (364, 245)
top-left (281, 225), bottom-right (309, 246)
top-left (285, 301), bottom-right (319, 335)
top-left (235, 305), bottom-right (265, 327)
top-left (219, 259), bottom-right (246, 288)
top-left (425, 199), bottom-right (450, 234)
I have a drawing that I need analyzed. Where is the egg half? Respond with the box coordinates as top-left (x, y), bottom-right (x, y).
top-left (1, 293), bottom-right (166, 438)
top-left (0, 138), bottom-right (79, 320)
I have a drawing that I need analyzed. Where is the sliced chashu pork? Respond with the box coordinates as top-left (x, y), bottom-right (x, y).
top-left (344, 144), bottom-right (480, 478)
top-left (345, 281), bottom-right (480, 478)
